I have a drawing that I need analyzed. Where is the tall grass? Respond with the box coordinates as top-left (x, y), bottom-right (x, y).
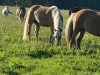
top-left (0, 6), bottom-right (99, 75)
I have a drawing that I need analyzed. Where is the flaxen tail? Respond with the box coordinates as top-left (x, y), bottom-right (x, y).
top-left (23, 5), bottom-right (41, 40)
top-left (65, 13), bottom-right (75, 48)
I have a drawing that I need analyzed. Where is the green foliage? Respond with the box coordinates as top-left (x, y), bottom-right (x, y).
top-left (0, 6), bottom-right (100, 75)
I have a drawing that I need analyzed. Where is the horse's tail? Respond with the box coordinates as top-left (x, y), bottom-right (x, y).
top-left (23, 5), bottom-right (41, 40)
top-left (65, 13), bottom-right (75, 48)
top-left (51, 6), bottom-right (63, 32)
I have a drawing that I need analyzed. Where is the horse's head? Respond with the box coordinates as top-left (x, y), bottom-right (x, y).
top-left (53, 26), bottom-right (63, 46)
top-left (53, 15), bottom-right (63, 46)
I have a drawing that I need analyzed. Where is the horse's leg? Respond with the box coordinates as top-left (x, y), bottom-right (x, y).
top-left (34, 25), bottom-right (40, 41)
top-left (49, 27), bottom-right (54, 44)
top-left (17, 15), bottom-right (21, 23)
top-left (16, 15), bottom-right (18, 20)
top-left (19, 14), bottom-right (22, 23)
top-left (16, 14), bottom-right (20, 21)
top-left (76, 30), bottom-right (85, 49)
top-left (34, 20), bottom-right (40, 41)
top-left (70, 30), bottom-right (79, 48)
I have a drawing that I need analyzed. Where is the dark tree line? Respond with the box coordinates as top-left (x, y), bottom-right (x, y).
top-left (0, 0), bottom-right (100, 10)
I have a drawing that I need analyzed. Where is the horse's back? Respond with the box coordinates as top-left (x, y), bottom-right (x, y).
top-left (74, 9), bottom-right (100, 36)
top-left (73, 9), bottom-right (94, 27)
top-left (28, 5), bottom-right (41, 13)
top-left (27, 5), bottom-right (61, 27)
top-left (34, 6), bottom-right (54, 26)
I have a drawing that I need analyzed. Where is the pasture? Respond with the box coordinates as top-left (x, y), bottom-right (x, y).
top-left (0, 6), bottom-right (100, 75)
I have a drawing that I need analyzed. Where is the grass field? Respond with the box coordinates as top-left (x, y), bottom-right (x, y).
top-left (0, 6), bottom-right (100, 75)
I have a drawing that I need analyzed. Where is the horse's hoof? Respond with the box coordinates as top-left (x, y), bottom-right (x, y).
top-left (22, 37), bottom-right (29, 41)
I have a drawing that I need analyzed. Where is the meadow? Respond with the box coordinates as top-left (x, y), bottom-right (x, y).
top-left (0, 6), bottom-right (100, 75)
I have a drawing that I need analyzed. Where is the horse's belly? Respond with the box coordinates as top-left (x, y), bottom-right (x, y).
top-left (39, 20), bottom-right (52, 27)
top-left (86, 30), bottom-right (100, 36)
top-left (35, 14), bottom-right (53, 27)
top-left (85, 22), bottom-right (100, 36)
top-left (40, 23), bottom-right (51, 27)
top-left (84, 15), bottom-right (100, 36)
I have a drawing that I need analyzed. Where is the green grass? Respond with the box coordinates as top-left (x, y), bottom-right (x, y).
top-left (0, 6), bottom-right (100, 75)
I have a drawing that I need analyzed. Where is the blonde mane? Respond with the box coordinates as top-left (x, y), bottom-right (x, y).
top-left (51, 6), bottom-right (63, 31)
top-left (51, 6), bottom-right (63, 33)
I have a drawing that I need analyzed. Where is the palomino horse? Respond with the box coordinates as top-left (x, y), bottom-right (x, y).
top-left (16, 6), bottom-right (26, 22)
top-left (65, 9), bottom-right (100, 49)
top-left (69, 7), bottom-right (84, 16)
top-left (23, 5), bottom-right (63, 45)
top-left (2, 7), bottom-right (13, 17)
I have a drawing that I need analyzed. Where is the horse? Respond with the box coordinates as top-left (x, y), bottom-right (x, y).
top-left (2, 6), bottom-right (13, 17)
top-left (69, 7), bottom-right (84, 16)
top-left (22, 5), bottom-right (63, 46)
top-left (65, 9), bottom-right (100, 49)
top-left (16, 6), bottom-right (26, 22)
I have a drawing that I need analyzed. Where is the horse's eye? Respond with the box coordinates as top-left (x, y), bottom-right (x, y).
top-left (55, 30), bottom-right (57, 31)
top-left (54, 28), bottom-right (58, 31)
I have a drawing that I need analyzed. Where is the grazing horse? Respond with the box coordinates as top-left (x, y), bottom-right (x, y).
top-left (23, 5), bottom-right (63, 45)
top-left (16, 6), bottom-right (26, 22)
top-left (65, 9), bottom-right (100, 49)
top-left (2, 7), bottom-right (13, 17)
top-left (69, 7), bottom-right (84, 16)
